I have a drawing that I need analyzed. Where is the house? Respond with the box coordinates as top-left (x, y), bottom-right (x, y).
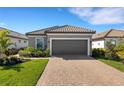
top-left (0, 27), bottom-right (28, 49)
top-left (26, 25), bottom-right (95, 56)
top-left (92, 29), bottom-right (124, 48)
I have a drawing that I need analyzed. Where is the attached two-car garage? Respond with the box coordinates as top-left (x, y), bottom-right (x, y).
top-left (51, 39), bottom-right (89, 56)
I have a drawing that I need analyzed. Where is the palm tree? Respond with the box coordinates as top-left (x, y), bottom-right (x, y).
top-left (0, 29), bottom-right (13, 56)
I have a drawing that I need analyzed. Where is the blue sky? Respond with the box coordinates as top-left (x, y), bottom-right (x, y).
top-left (0, 7), bottom-right (124, 34)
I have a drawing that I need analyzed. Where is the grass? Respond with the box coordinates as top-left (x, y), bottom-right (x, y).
top-left (0, 59), bottom-right (48, 86)
top-left (96, 57), bottom-right (124, 72)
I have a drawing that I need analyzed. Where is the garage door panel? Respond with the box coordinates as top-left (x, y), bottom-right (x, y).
top-left (52, 40), bottom-right (87, 55)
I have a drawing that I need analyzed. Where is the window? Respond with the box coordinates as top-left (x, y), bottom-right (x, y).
top-left (36, 38), bottom-right (44, 49)
top-left (24, 40), bottom-right (27, 43)
top-left (98, 43), bottom-right (100, 45)
top-left (19, 40), bottom-right (21, 43)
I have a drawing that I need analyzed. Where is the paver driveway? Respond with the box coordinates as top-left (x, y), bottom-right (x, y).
top-left (37, 55), bottom-right (124, 86)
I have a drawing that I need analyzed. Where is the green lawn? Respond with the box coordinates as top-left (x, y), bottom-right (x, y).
top-left (0, 59), bottom-right (48, 86)
top-left (96, 57), bottom-right (124, 72)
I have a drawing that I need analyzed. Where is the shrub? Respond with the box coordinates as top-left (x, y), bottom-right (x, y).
top-left (31, 51), bottom-right (43, 57)
top-left (37, 48), bottom-right (42, 51)
top-left (92, 48), bottom-right (105, 57)
top-left (5, 48), bottom-right (19, 56)
top-left (19, 47), bottom-right (35, 57)
top-left (0, 57), bottom-right (23, 66)
top-left (19, 50), bottom-right (31, 57)
top-left (105, 51), bottom-right (120, 61)
top-left (41, 52), bottom-right (46, 57)
top-left (44, 48), bottom-right (50, 57)
top-left (114, 38), bottom-right (124, 62)
top-left (31, 51), bottom-right (35, 57)
top-left (25, 47), bottom-right (35, 52)
top-left (0, 58), bottom-right (4, 66)
top-left (19, 47), bottom-right (50, 57)
top-left (36, 51), bottom-right (43, 57)
top-left (105, 40), bottom-right (120, 60)
top-left (0, 53), bottom-right (6, 59)
top-left (10, 57), bottom-right (22, 63)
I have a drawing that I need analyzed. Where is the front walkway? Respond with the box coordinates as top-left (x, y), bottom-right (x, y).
top-left (37, 55), bottom-right (124, 86)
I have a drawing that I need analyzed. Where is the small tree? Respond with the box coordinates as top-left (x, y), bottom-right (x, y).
top-left (0, 29), bottom-right (13, 57)
top-left (105, 40), bottom-right (119, 60)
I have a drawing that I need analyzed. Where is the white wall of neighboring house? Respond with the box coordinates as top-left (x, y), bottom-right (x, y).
top-left (92, 40), bottom-right (105, 48)
top-left (8, 37), bottom-right (28, 49)
top-left (92, 38), bottom-right (122, 49)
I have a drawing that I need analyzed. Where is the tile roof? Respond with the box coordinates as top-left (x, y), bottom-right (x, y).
top-left (46, 25), bottom-right (96, 33)
top-left (92, 29), bottom-right (124, 40)
top-left (26, 26), bottom-right (59, 35)
top-left (26, 25), bottom-right (96, 35)
top-left (0, 27), bottom-right (28, 40)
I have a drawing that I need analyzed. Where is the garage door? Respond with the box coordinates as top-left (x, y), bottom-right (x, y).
top-left (52, 40), bottom-right (87, 55)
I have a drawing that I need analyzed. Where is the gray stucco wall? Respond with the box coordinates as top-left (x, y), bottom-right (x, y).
top-left (28, 37), bottom-right (35, 48)
top-left (47, 34), bottom-right (92, 56)
top-left (28, 36), bottom-right (47, 49)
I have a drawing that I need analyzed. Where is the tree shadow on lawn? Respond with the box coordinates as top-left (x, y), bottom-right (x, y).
top-left (0, 65), bottom-right (24, 72)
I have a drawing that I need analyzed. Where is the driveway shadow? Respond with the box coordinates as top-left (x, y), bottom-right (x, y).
top-left (52, 55), bottom-right (96, 60)
top-left (0, 65), bottom-right (24, 72)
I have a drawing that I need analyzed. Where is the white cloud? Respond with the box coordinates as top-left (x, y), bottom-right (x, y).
top-left (69, 7), bottom-right (124, 24)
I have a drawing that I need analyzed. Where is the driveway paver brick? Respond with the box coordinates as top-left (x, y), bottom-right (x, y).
top-left (37, 55), bottom-right (124, 86)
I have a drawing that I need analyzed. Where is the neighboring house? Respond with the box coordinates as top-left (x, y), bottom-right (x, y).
top-left (26, 25), bottom-right (95, 56)
top-left (92, 29), bottom-right (124, 48)
top-left (0, 27), bottom-right (28, 49)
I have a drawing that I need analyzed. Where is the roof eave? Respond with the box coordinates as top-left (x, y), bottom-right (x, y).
top-left (7, 35), bottom-right (28, 40)
top-left (26, 33), bottom-right (46, 36)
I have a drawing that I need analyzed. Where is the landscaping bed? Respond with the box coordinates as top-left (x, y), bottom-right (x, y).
top-left (0, 59), bottom-right (48, 86)
top-left (19, 47), bottom-right (50, 57)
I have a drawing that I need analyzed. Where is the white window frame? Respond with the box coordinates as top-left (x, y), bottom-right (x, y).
top-left (35, 37), bottom-right (44, 49)
top-left (50, 38), bottom-right (90, 56)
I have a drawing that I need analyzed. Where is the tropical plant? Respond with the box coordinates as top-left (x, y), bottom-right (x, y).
top-left (114, 37), bottom-right (124, 59)
top-left (0, 29), bottom-right (13, 55)
top-left (105, 40), bottom-right (119, 60)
